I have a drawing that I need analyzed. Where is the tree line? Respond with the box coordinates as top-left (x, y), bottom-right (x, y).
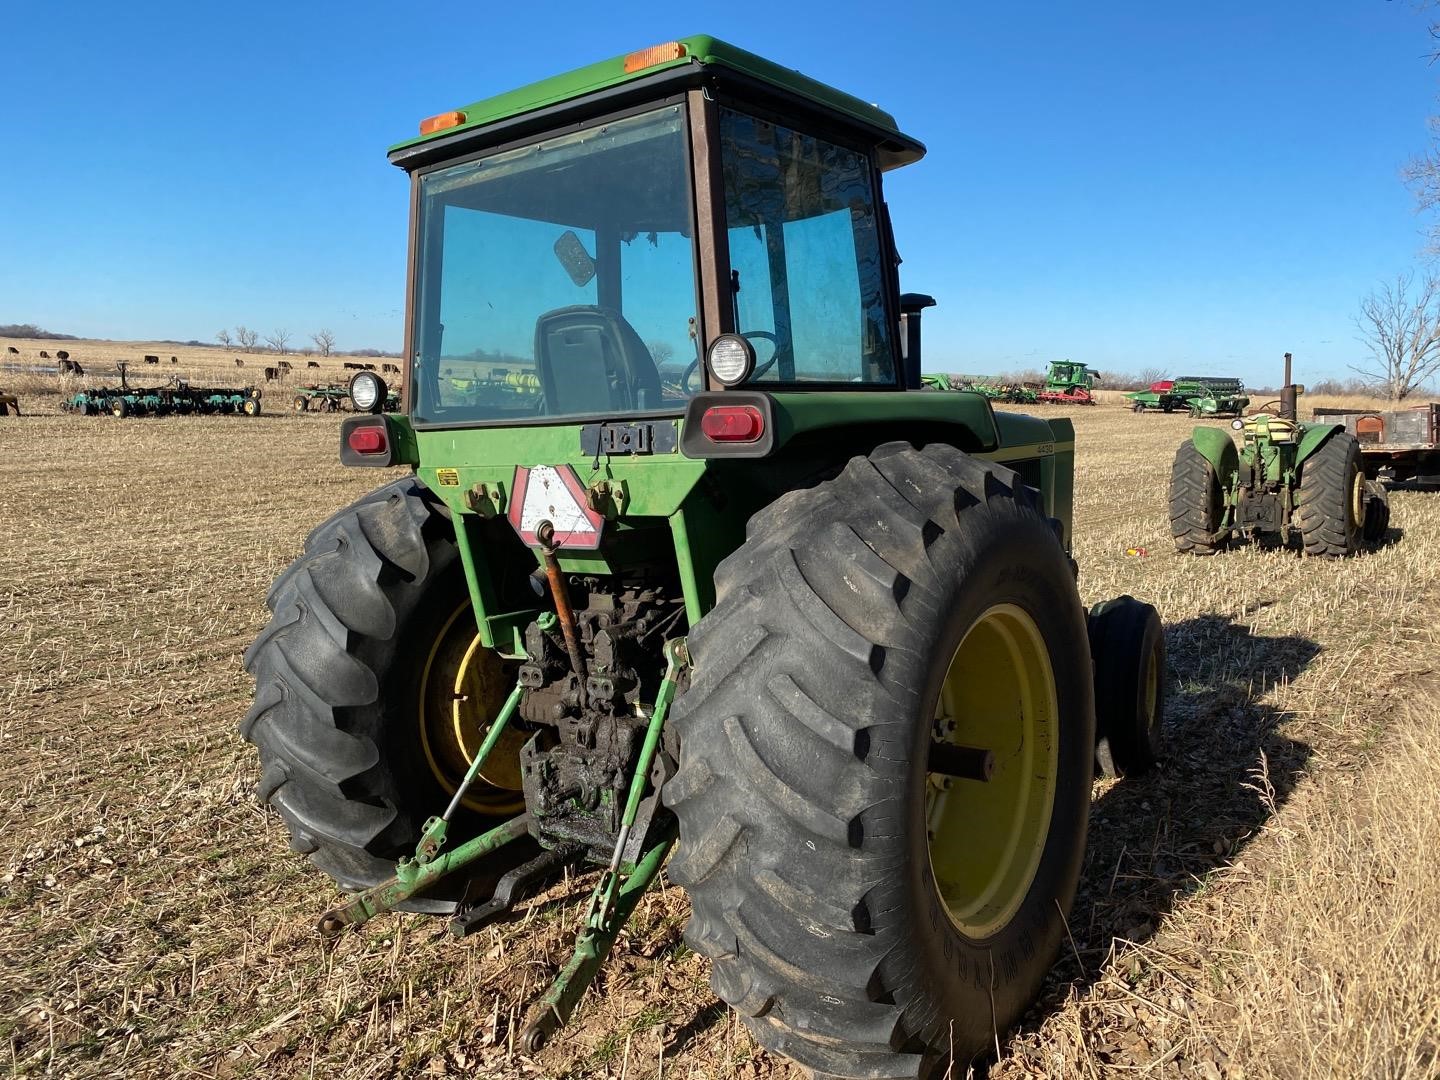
top-left (216, 326), bottom-right (398, 359)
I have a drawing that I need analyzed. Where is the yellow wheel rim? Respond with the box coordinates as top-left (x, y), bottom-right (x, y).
top-left (418, 602), bottom-right (527, 815)
top-left (927, 604), bottom-right (1059, 939)
top-left (1350, 469), bottom-right (1365, 531)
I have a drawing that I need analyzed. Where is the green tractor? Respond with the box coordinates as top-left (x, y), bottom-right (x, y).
top-left (242, 37), bottom-right (1166, 1077)
top-left (1170, 353), bottom-right (1390, 556)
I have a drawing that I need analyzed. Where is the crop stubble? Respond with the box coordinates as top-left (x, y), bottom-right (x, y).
top-left (0, 398), bottom-right (1436, 1079)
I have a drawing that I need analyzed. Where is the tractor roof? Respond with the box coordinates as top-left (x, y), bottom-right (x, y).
top-left (389, 35), bottom-right (925, 171)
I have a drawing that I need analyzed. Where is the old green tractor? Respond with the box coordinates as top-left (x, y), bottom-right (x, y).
top-left (242, 37), bottom-right (1165, 1077)
top-left (1170, 353), bottom-right (1389, 556)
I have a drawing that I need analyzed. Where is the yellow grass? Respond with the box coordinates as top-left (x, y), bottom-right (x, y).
top-left (0, 392), bottom-right (1437, 1079)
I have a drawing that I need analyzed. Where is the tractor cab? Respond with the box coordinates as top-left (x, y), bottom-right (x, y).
top-left (382, 36), bottom-right (928, 430)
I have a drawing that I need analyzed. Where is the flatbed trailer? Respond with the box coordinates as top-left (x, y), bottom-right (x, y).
top-left (1312, 403), bottom-right (1440, 482)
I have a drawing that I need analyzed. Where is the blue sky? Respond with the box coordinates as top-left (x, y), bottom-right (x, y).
top-left (1, 1), bottom-right (1435, 384)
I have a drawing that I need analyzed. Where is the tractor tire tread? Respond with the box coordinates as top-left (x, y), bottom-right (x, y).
top-left (667, 445), bottom-right (1070, 1077)
top-left (1295, 432), bottom-right (1362, 557)
top-left (241, 477), bottom-right (454, 894)
top-left (1169, 442), bottom-right (1223, 554)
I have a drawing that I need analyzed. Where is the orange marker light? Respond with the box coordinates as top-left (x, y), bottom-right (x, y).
top-left (419, 110), bottom-right (467, 136)
top-left (623, 41), bottom-right (687, 73)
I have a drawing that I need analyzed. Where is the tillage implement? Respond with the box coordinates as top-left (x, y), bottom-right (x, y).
top-left (242, 36), bottom-right (1165, 1077)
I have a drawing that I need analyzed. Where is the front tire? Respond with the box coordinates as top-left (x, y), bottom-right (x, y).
top-left (1089, 597), bottom-right (1165, 778)
top-left (241, 478), bottom-right (527, 906)
top-left (1295, 432), bottom-right (1363, 557)
top-left (665, 445), bottom-right (1094, 1078)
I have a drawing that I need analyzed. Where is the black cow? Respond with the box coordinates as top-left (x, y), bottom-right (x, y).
top-left (234, 358), bottom-right (244, 368)
top-left (342, 362), bottom-right (361, 370)
top-left (363, 363), bottom-right (376, 370)
top-left (143, 355), bottom-right (160, 365)
top-left (381, 363), bottom-right (400, 374)
top-left (170, 356), bottom-right (177, 363)
top-left (264, 366), bottom-right (281, 381)
top-left (56, 350), bottom-right (69, 361)
top-left (4, 346), bottom-right (17, 357)
top-left (306, 360), bottom-right (320, 368)
top-left (277, 360), bottom-right (292, 372)
top-left (39, 350), bottom-right (50, 359)
top-left (59, 359), bottom-right (84, 376)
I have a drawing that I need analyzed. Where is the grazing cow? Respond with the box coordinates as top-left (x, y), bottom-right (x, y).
top-left (143, 355), bottom-right (160, 365)
top-left (234, 358), bottom-right (244, 368)
top-left (59, 359), bottom-right (84, 376)
top-left (306, 360), bottom-right (320, 368)
top-left (277, 360), bottom-right (292, 373)
top-left (5, 346), bottom-right (17, 357)
top-left (56, 350), bottom-right (69, 361)
top-left (363, 363), bottom-right (376, 370)
top-left (342, 361), bottom-right (360, 370)
top-left (39, 350), bottom-right (50, 359)
top-left (381, 363), bottom-right (400, 374)
top-left (264, 366), bottom-right (280, 381)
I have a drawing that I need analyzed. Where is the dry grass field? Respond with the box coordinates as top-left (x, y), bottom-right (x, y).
top-left (0, 337), bottom-right (392, 410)
top-left (2, 346), bottom-right (1438, 1079)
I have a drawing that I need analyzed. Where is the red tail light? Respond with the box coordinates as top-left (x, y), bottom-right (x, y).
top-left (348, 425), bottom-right (387, 454)
top-left (700, 405), bottom-right (764, 443)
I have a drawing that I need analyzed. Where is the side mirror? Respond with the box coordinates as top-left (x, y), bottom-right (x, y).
top-left (553, 230), bottom-right (596, 288)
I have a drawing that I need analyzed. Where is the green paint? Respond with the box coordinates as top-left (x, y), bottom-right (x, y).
top-left (1296, 421), bottom-right (1342, 466)
top-left (519, 830), bottom-right (676, 1052)
top-left (316, 814), bottom-right (531, 935)
top-left (1190, 425), bottom-right (1240, 481)
top-left (1042, 360), bottom-right (1099, 394)
top-left (389, 35), bottom-right (922, 167)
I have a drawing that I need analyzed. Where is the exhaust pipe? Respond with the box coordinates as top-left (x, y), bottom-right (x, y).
top-left (1280, 352), bottom-right (1297, 420)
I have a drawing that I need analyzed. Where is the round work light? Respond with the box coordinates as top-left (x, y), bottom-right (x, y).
top-left (349, 371), bottom-right (387, 414)
top-left (706, 334), bottom-right (755, 387)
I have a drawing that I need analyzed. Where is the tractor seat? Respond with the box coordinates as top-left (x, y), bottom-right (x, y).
top-left (533, 306), bottom-right (661, 415)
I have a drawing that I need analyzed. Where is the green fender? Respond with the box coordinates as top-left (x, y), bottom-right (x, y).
top-left (1190, 426), bottom-right (1239, 482)
top-left (1295, 422), bottom-right (1343, 466)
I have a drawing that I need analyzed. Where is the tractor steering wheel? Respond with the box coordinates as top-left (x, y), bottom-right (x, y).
top-left (681, 331), bottom-right (782, 393)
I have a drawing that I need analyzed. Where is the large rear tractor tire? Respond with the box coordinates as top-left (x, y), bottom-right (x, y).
top-left (1295, 432), bottom-right (1363, 557)
top-left (665, 445), bottom-right (1095, 1078)
top-left (241, 478), bottom-right (530, 907)
top-left (1169, 441), bottom-right (1226, 555)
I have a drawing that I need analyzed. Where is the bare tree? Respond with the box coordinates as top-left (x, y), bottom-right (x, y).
top-left (647, 340), bottom-right (675, 367)
top-left (235, 325), bottom-right (259, 353)
top-left (216, 328), bottom-right (233, 348)
top-left (264, 328), bottom-right (292, 354)
top-left (1353, 271), bottom-right (1440, 400)
top-left (311, 328), bottom-right (336, 357)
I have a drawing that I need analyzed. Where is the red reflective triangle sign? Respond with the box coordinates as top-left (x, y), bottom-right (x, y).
top-left (507, 464), bottom-right (606, 550)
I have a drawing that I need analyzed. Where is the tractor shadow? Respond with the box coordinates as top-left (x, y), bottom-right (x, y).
top-left (1005, 613), bottom-right (1320, 1048)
